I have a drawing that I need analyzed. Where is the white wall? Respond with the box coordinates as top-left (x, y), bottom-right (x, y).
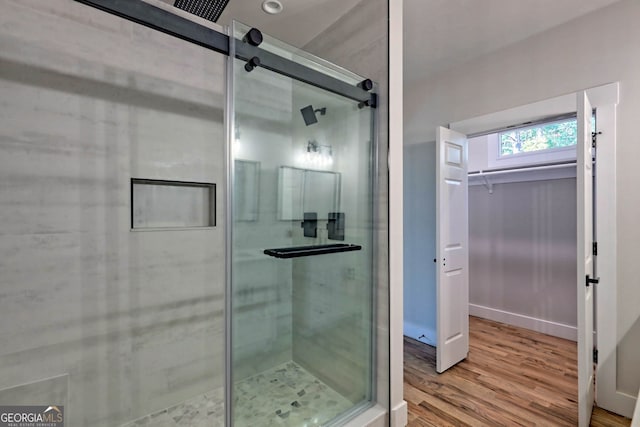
top-left (469, 178), bottom-right (577, 340)
top-left (403, 142), bottom-right (436, 345)
top-left (404, 0), bottom-right (640, 396)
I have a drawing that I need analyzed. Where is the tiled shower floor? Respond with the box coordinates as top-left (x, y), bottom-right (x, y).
top-left (234, 361), bottom-right (353, 427)
top-left (121, 361), bottom-right (352, 427)
top-left (121, 388), bottom-right (225, 427)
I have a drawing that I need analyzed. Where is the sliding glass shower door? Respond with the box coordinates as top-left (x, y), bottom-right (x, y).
top-left (228, 23), bottom-right (377, 426)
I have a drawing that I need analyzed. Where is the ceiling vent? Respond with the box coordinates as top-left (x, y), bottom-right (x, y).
top-left (174, 0), bottom-right (231, 23)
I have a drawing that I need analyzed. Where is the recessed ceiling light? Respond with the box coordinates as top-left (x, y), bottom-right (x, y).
top-left (262, 0), bottom-right (283, 15)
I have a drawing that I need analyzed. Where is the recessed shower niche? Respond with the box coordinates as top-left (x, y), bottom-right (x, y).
top-left (131, 178), bottom-right (216, 229)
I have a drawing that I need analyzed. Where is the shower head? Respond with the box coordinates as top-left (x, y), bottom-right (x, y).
top-left (300, 105), bottom-right (318, 126)
top-left (300, 105), bottom-right (327, 126)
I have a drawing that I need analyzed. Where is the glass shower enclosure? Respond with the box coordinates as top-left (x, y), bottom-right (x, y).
top-left (228, 23), bottom-right (378, 426)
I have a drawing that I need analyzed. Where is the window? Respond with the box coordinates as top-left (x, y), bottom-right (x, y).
top-left (499, 118), bottom-right (578, 157)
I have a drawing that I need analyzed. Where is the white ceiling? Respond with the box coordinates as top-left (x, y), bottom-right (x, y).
top-left (159, 0), bottom-right (622, 83)
top-left (158, 0), bottom-right (362, 47)
top-left (403, 0), bottom-right (622, 85)
top-left (217, 0), bottom-right (362, 47)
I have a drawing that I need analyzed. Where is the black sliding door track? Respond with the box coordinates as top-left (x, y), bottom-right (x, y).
top-left (73, 0), bottom-right (375, 105)
top-left (74, 0), bottom-right (230, 54)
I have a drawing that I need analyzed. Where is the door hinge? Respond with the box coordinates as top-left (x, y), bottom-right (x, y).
top-left (593, 348), bottom-right (598, 364)
top-left (593, 242), bottom-right (598, 256)
top-left (586, 275), bottom-right (600, 287)
top-left (592, 131), bottom-right (602, 148)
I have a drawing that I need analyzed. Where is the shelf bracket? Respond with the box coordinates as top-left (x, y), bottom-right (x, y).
top-left (482, 176), bottom-right (494, 194)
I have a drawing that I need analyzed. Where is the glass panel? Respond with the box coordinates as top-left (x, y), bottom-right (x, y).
top-left (230, 22), bottom-right (375, 426)
top-left (234, 160), bottom-right (260, 222)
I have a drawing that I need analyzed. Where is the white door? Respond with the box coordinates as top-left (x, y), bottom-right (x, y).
top-left (436, 127), bottom-right (469, 373)
top-left (577, 91), bottom-right (596, 426)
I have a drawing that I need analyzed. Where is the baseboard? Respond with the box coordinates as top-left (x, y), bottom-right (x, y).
top-left (403, 321), bottom-right (436, 346)
top-left (391, 400), bottom-right (408, 427)
top-left (630, 388), bottom-right (639, 426)
top-left (469, 304), bottom-right (577, 341)
top-left (597, 382), bottom-right (637, 419)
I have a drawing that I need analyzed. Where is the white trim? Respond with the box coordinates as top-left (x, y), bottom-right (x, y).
top-left (389, 0), bottom-right (405, 424)
top-left (469, 304), bottom-right (577, 341)
top-left (391, 401), bottom-right (408, 427)
top-left (497, 143), bottom-right (576, 161)
top-left (594, 101), bottom-right (636, 417)
top-left (343, 404), bottom-right (388, 427)
top-left (586, 82), bottom-right (620, 107)
top-left (632, 388), bottom-right (640, 427)
top-left (450, 82), bottom-right (619, 136)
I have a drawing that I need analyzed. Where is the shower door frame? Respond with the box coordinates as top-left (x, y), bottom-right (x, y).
top-left (71, 1), bottom-right (382, 425)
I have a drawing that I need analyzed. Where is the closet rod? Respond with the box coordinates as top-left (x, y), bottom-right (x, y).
top-left (469, 161), bottom-right (576, 177)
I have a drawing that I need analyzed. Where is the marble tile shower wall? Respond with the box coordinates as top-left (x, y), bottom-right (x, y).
top-left (0, 1), bottom-right (226, 426)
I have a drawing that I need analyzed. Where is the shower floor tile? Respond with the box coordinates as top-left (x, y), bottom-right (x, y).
top-left (234, 361), bottom-right (352, 427)
top-left (119, 362), bottom-right (352, 427)
top-left (120, 388), bottom-right (224, 427)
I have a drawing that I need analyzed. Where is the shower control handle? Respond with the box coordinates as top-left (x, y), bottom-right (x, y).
top-left (301, 212), bottom-right (317, 238)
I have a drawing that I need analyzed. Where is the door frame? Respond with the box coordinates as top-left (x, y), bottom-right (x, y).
top-left (448, 82), bottom-right (635, 418)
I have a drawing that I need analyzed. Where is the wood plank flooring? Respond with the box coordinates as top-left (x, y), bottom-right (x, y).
top-left (404, 316), bottom-right (632, 426)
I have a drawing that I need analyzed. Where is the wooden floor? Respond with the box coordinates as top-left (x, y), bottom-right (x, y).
top-left (404, 316), bottom-right (631, 426)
